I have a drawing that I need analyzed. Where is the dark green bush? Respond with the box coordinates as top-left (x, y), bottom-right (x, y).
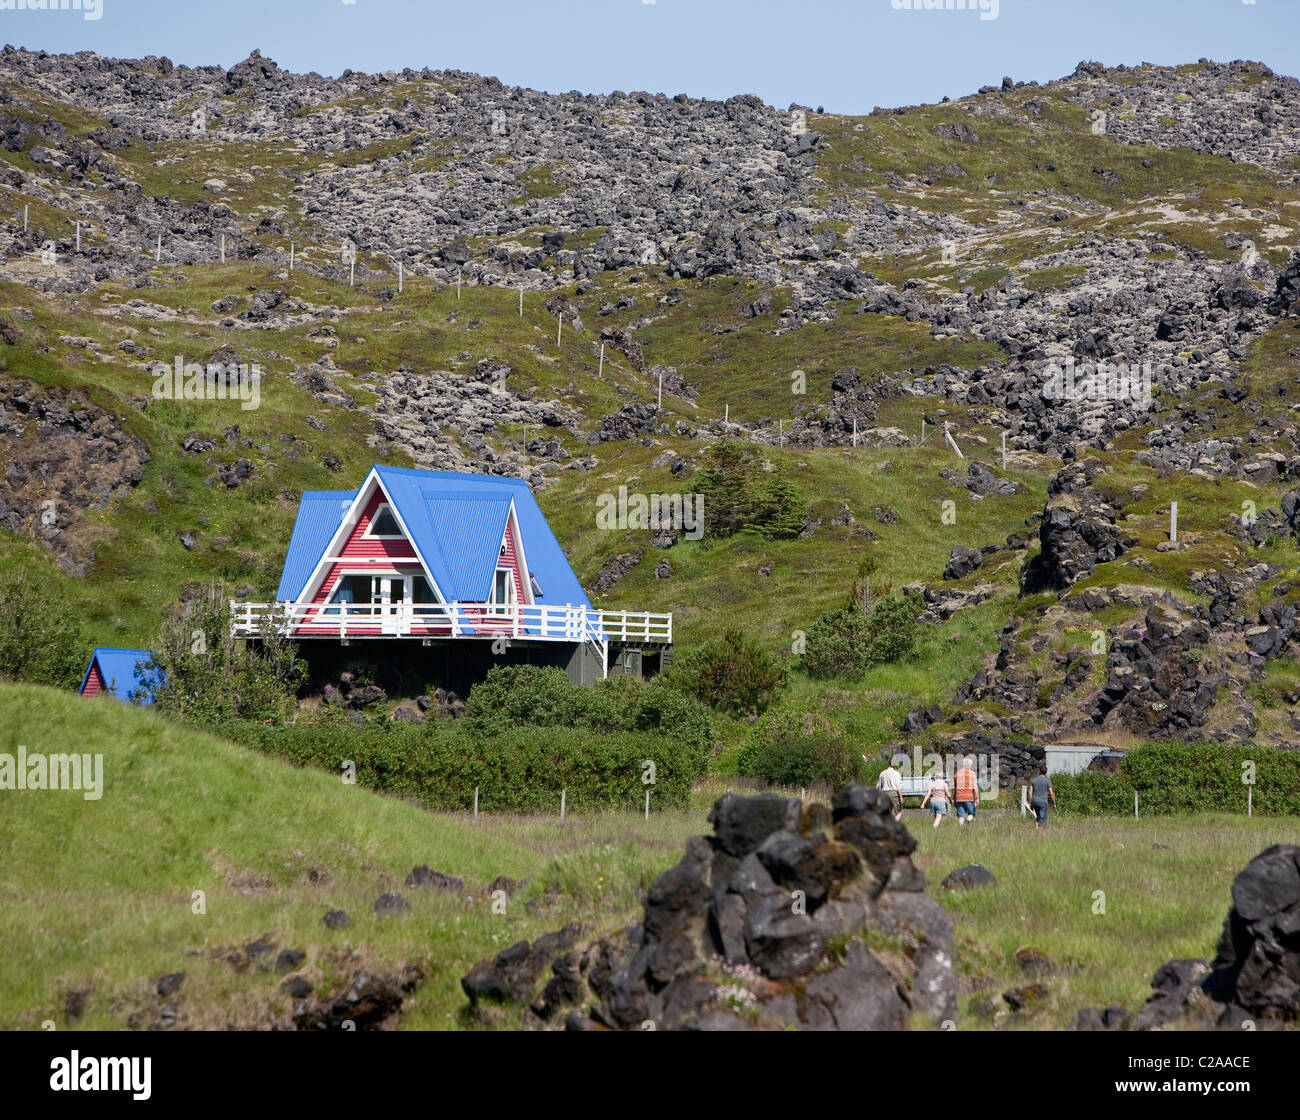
top-left (461, 665), bottom-right (712, 770)
top-left (0, 570), bottom-right (92, 690)
top-left (223, 720), bottom-right (696, 811)
top-left (148, 585), bottom-right (306, 722)
top-left (666, 627), bottom-right (787, 716)
top-left (692, 441), bottom-right (806, 540)
top-left (737, 706), bottom-right (862, 787)
top-left (802, 590), bottom-right (922, 680)
top-left (1053, 741), bottom-right (1300, 816)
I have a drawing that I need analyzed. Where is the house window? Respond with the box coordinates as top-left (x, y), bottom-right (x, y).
top-left (365, 504), bottom-right (404, 538)
top-left (489, 567), bottom-right (515, 614)
top-left (325, 574), bottom-right (376, 615)
top-left (412, 575), bottom-right (444, 619)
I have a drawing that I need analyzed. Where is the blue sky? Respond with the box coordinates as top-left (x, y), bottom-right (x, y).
top-left (2, 0), bottom-right (1298, 113)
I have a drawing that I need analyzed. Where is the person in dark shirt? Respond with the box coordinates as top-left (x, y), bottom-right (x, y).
top-left (1029, 765), bottom-right (1055, 828)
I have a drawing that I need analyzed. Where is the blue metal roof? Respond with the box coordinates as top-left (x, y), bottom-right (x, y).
top-left (276, 490), bottom-right (357, 600)
top-left (80, 647), bottom-right (161, 705)
top-left (418, 492), bottom-right (513, 603)
top-left (277, 466), bottom-right (592, 609)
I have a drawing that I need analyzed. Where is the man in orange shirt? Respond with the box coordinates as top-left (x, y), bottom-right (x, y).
top-left (954, 755), bottom-right (980, 825)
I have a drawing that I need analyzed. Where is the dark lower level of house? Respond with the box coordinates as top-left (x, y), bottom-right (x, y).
top-left (256, 637), bottom-right (672, 699)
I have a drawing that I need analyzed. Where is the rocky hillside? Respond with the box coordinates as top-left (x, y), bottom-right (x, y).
top-left (2, 48), bottom-right (1299, 759)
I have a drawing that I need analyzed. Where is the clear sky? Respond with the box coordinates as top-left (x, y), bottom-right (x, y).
top-left (2, 0), bottom-right (1298, 113)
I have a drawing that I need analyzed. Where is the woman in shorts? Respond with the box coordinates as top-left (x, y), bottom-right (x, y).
top-left (919, 772), bottom-right (950, 828)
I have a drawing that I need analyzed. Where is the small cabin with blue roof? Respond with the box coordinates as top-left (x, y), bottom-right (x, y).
top-left (230, 465), bottom-right (671, 687)
top-left (79, 648), bottom-right (161, 705)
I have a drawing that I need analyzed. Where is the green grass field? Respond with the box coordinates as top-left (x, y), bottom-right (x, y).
top-left (3, 682), bottom-right (1296, 1030)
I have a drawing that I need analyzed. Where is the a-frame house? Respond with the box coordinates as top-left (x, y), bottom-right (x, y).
top-left (231, 465), bottom-right (671, 687)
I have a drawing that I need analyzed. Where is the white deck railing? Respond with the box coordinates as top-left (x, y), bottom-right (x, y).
top-left (228, 600), bottom-right (672, 645)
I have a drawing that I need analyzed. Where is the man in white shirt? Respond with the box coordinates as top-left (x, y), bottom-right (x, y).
top-left (872, 755), bottom-right (904, 821)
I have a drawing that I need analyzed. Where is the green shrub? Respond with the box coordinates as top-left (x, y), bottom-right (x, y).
top-left (148, 585), bottom-right (307, 723)
top-left (222, 720), bottom-right (696, 811)
top-left (738, 705), bottom-right (862, 787)
top-left (802, 590), bottom-right (922, 680)
top-left (1053, 741), bottom-right (1300, 816)
top-left (666, 627), bottom-right (787, 715)
top-left (462, 665), bottom-right (712, 771)
top-left (0, 570), bottom-right (93, 690)
top-left (462, 664), bottom-right (589, 734)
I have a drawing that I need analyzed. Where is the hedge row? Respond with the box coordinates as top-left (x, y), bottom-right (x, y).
top-left (223, 721), bottom-right (696, 812)
top-left (1053, 741), bottom-right (1300, 816)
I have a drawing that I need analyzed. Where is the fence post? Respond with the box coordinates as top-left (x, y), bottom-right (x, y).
top-left (1134, 790), bottom-right (1139, 820)
top-left (1248, 786), bottom-right (1252, 818)
top-left (644, 788), bottom-right (650, 821)
top-left (474, 786), bottom-right (479, 823)
top-left (1020, 785), bottom-right (1028, 817)
top-left (560, 788), bottom-right (566, 822)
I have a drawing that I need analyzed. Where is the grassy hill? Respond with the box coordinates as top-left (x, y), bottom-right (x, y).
top-left (0, 682), bottom-right (693, 1030)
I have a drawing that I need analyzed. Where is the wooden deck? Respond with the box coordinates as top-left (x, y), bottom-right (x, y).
top-left (229, 600), bottom-right (672, 647)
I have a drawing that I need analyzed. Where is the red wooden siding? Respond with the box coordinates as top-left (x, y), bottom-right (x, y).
top-left (81, 663), bottom-right (106, 697)
top-left (499, 516), bottom-right (527, 606)
top-left (309, 491), bottom-right (421, 608)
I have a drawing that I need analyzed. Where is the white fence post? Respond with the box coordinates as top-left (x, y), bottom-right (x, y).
top-left (560, 788), bottom-right (566, 822)
top-left (474, 786), bottom-right (479, 823)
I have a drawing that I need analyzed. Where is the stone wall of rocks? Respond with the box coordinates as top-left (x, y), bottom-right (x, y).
top-left (461, 786), bottom-right (957, 1030)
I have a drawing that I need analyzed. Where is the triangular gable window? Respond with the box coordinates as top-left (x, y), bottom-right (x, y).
top-left (365, 503), bottom-right (404, 539)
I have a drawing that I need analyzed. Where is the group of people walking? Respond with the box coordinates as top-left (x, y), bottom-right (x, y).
top-left (873, 756), bottom-right (1057, 828)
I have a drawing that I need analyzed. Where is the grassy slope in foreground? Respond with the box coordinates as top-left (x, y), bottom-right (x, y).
top-left (3, 683), bottom-right (1298, 1030)
top-left (0, 683), bottom-right (692, 1030)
